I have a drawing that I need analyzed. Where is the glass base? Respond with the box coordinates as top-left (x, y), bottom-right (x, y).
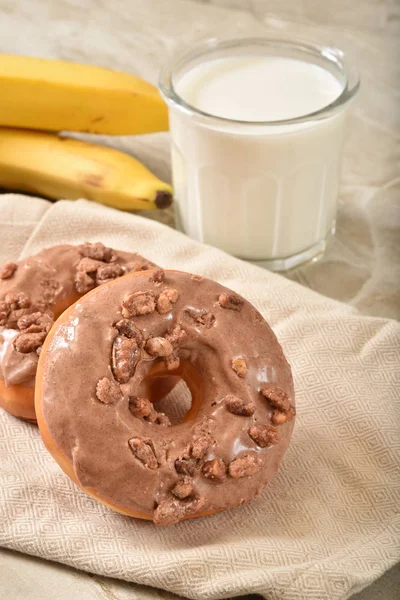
top-left (248, 234), bottom-right (332, 272)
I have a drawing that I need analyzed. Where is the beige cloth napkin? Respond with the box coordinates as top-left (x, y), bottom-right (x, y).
top-left (0, 194), bottom-right (399, 600)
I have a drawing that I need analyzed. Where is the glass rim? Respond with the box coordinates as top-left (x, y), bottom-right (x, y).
top-left (159, 36), bottom-right (360, 128)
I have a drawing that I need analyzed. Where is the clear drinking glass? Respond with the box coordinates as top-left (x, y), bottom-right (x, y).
top-left (159, 38), bottom-right (359, 271)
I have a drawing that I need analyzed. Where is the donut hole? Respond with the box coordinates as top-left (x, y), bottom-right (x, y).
top-left (139, 359), bottom-right (203, 425)
top-left (138, 375), bottom-right (192, 425)
top-left (153, 377), bottom-right (192, 425)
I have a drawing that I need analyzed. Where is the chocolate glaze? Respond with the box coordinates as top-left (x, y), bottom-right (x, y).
top-left (0, 245), bottom-right (155, 389)
top-left (40, 270), bottom-right (295, 523)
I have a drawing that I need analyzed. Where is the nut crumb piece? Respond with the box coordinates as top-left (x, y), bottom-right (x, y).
top-left (76, 257), bottom-right (102, 273)
top-left (121, 291), bottom-right (155, 317)
top-left (224, 395), bottom-right (255, 416)
top-left (128, 437), bottom-right (158, 469)
top-left (96, 263), bottom-right (124, 284)
top-left (146, 337), bottom-right (173, 357)
top-left (0, 302), bottom-right (10, 325)
top-left (261, 385), bottom-right (290, 412)
top-left (129, 396), bottom-right (153, 419)
top-left (202, 458), bottom-right (227, 482)
top-left (218, 293), bottom-right (244, 311)
top-left (272, 407), bottom-right (296, 426)
top-left (202, 313), bottom-right (216, 328)
top-left (154, 413), bottom-right (171, 427)
top-left (17, 311), bottom-right (53, 332)
top-left (0, 262), bottom-right (17, 280)
top-left (191, 274), bottom-right (203, 281)
top-left (149, 269), bottom-right (165, 283)
top-left (164, 353), bottom-right (180, 371)
top-left (175, 457), bottom-right (196, 476)
top-left (78, 242), bottom-right (113, 262)
top-left (3, 293), bottom-right (17, 309)
top-left (231, 357), bottom-right (247, 378)
top-left (3, 307), bottom-right (31, 329)
top-left (191, 436), bottom-right (209, 460)
top-left (17, 292), bottom-right (31, 308)
top-left (172, 476), bottom-right (193, 499)
top-left (75, 270), bottom-right (95, 294)
top-left (129, 396), bottom-right (171, 427)
top-left (22, 325), bottom-right (43, 334)
top-left (248, 425), bottom-right (280, 448)
top-left (40, 279), bottom-right (61, 305)
top-left (261, 385), bottom-right (295, 425)
top-left (184, 308), bottom-right (215, 329)
top-left (96, 377), bottom-right (122, 404)
top-left (5, 292), bottom-right (30, 310)
top-left (112, 335), bottom-right (140, 383)
top-left (153, 495), bottom-right (204, 526)
top-left (229, 453), bottom-right (263, 479)
top-left (156, 288), bottom-right (179, 314)
top-left (165, 324), bottom-right (187, 346)
top-left (114, 319), bottom-right (144, 346)
top-left (13, 331), bottom-right (47, 353)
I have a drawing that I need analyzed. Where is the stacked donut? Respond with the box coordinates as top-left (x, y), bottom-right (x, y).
top-left (0, 244), bottom-right (295, 525)
top-left (0, 243), bottom-right (156, 422)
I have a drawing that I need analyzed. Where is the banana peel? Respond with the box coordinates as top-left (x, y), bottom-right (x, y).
top-left (0, 54), bottom-right (169, 135)
top-left (0, 127), bottom-right (173, 211)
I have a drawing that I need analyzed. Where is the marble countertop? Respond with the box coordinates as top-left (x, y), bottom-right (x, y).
top-left (0, 0), bottom-right (399, 598)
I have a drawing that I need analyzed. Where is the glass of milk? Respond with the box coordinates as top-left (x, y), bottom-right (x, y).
top-left (159, 38), bottom-right (359, 270)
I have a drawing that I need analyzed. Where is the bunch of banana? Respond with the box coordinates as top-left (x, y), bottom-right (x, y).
top-left (0, 54), bottom-right (172, 210)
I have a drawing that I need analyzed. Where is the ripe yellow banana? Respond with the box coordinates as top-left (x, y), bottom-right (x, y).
top-left (0, 54), bottom-right (168, 135)
top-left (0, 128), bottom-right (173, 210)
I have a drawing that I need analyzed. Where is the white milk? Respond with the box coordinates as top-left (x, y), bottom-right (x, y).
top-left (177, 56), bottom-right (342, 122)
top-left (161, 43), bottom-right (355, 268)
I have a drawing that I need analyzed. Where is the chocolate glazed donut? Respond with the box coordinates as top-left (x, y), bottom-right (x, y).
top-left (35, 269), bottom-right (295, 525)
top-left (0, 243), bottom-right (157, 422)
